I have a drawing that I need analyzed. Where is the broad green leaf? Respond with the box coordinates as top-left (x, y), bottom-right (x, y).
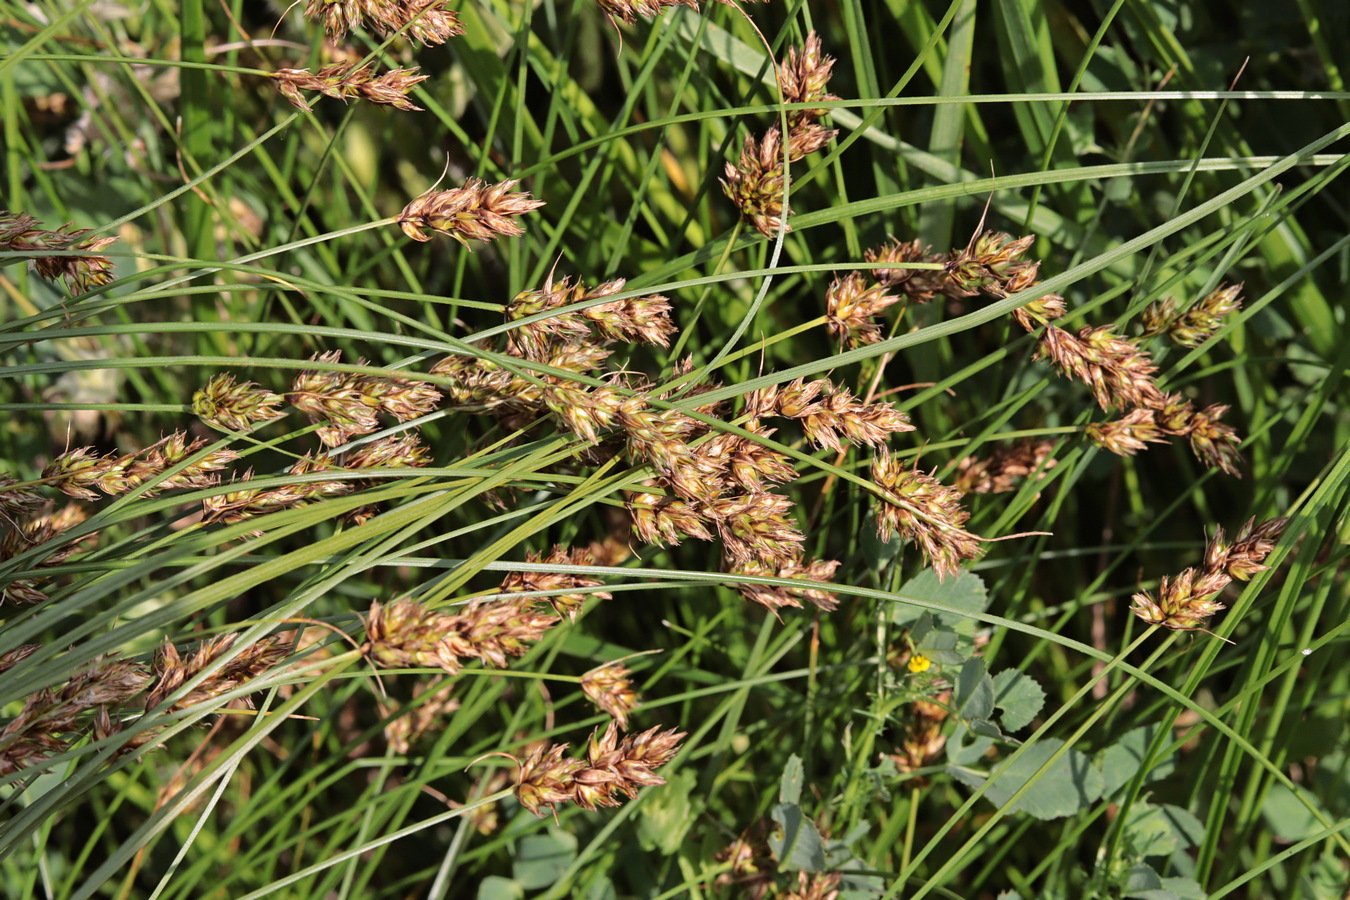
top-left (512, 830), bottom-right (578, 890)
top-left (477, 876), bottom-right (525, 900)
top-left (769, 802), bottom-right (826, 872)
top-left (955, 658), bottom-right (995, 721)
top-left (1099, 725), bottom-right (1178, 798)
top-left (991, 669), bottom-right (1045, 732)
top-left (637, 769), bottom-right (698, 854)
top-left (780, 753), bottom-right (805, 805)
top-left (1119, 801), bottom-right (1205, 875)
top-left (892, 569), bottom-right (989, 633)
top-left (951, 738), bottom-right (1104, 820)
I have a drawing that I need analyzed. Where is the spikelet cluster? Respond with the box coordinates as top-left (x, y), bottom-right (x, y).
top-left (953, 439), bottom-right (1057, 495)
top-left (1, 210), bottom-right (116, 294)
top-left (191, 357), bottom-right (437, 528)
top-left (920, 227), bottom-right (1249, 475)
top-left (0, 504), bottom-right (94, 605)
top-left (42, 433), bottom-right (240, 501)
top-left (361, 596), bottom-right (559, 676)
top-left (272, 64), bottom-right (428, 112)
top-left (871, 450), bottom-right (982, 579)
top-left (397, 178), bottom-right (544, 245)
top-left (147, 633), bottom-right (293, 712)
top-left (1130, 516), bottom-right (1288, 631)
top-left (498, 545), bottom-right (613, 621)
top-left (511, 721), bottom-right (683, 816)
top-left (0, 656), bottom-right (148, 775)
top-left (286, 350), bottom-right (441, 447)
top-left (581, 662), bottom-right (641, 728)
top-left (888, 695), bottom-right (950, 783)
top-left (0, 631), bottom-right (290, 775)
top-left (1142, 283), bottom-right (1243, 347)
top-left (301, 0), bottom-right (464, 45)
top-left (384, 681), bottom-right (459, 754)
top-left (722, 33), bottom-right (838, 237)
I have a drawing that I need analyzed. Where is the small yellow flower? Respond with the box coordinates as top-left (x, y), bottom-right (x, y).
top-left (908, 654), bottom-right (932, 674)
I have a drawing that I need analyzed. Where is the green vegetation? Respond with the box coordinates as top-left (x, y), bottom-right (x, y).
top-left (2, 0), bottom-right (1347, 897)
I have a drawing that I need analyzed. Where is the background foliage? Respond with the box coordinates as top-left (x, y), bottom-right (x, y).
top-left (2, 0), bottom-right (1348, 897)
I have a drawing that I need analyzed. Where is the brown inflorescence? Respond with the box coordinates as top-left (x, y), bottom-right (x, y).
top-left (0, 504), bottom-right (96, 606)
top-left (498, 545), bottom-right (612, 621)
top-left (287, 350), bottom-right (441, 448)
top-left (952, 439), bottom-right (1058, 495)
top-left (0, 654), bottom-right (149, 775)
top-left (726, 557), bottom-right (841, 613)
top-left (362, 596), bottom-right (559, 676)
top-left (865, 238), bottom-right (956, 304)
top-left (967, 230), bottom-right (1248, 475)
top-left (384, 680), bottom-right (460, 755)
top-left (1130, 516), bottom-right (1288, 631)
top-left (1, 209), bottom-right (117, 294)
top-left (1142, 283), bottom-right (1243, 347)
top-left (512, 721), bottom-right (684, 817)
top-left (147, 633), bottom-right (292, 713)
top-left (581, 662), bottom-right (640, 728)
top-left (397, 178), bottom-right (544, 245)
top-left (745, 377), bottom-right (915, 454)
top-left (871, 450), bottom-right (982, 580)
top-left (722, 33), bottom-right (839, 237)
top-left (272, 63), bottom-right (428, 112)
top-left (826, 272), bottom-right (900, 348)
top-left (42, 433), bottom-right (240, 501)
top-left (302, 0), bottom-right (464, 45)
top-left (193, 374), bottom-right (286, 433)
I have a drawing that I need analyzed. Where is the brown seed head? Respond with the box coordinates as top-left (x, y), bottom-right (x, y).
top-left (952, 438), bottom-right (1057, 494)
top-left (301, 0), bottom-right (463, 45)
top-left (1164, 283), bottom-right (1243, 347)
top-left (193, 374), bottom-right (285, 433)
top-left (871, 451), bottom-right (982, 579)
top-left (148, 633), bottom-right (288, 712)
top-left (362, 598), bottom-right (465, 675)
top-left (594, 0), bottom-right (698, 24)
top-left (499, 545), bottom-right (611, 621)
top-left (384, 680), bottom-right (459, 754)
top-left (1085, 408), bottom-right (1166, 457)
top-left (582, 662), bottom-right (640, 728)
top-left (1130, 567), bottom-right (1231, 631)
top-left (1205, 517), bottom-right (1288, 581)
top-left (625, 489), bottom-right (716, 547)
top-left (721, 128), bottom-right (789, 238)
top-left (1183, 403), bottom-right (1243, 476)
top-left (1011, 292), bottom-right (1068, 332)
top-left (728, 557), bottom-right (840, 612)
top-left (272, 64), bottom-right (428, 112)
top-left (780, 32), bottom-right (838, 129)
top-left (864, 238), bottom-right (952, 302)
top-left (397, 178), bottom-right (544, 244)
top-left (513, 741), bottom-right (585, 817)
top-left (707, 491), bottom-right (805, 567)
top-left (826, 272), bottom-right (900, 347)
top-left (2, 211), bottom-right (117, 294)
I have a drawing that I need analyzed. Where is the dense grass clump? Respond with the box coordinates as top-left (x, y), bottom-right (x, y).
top-left (2, 0), bottom-right (1348, 897)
